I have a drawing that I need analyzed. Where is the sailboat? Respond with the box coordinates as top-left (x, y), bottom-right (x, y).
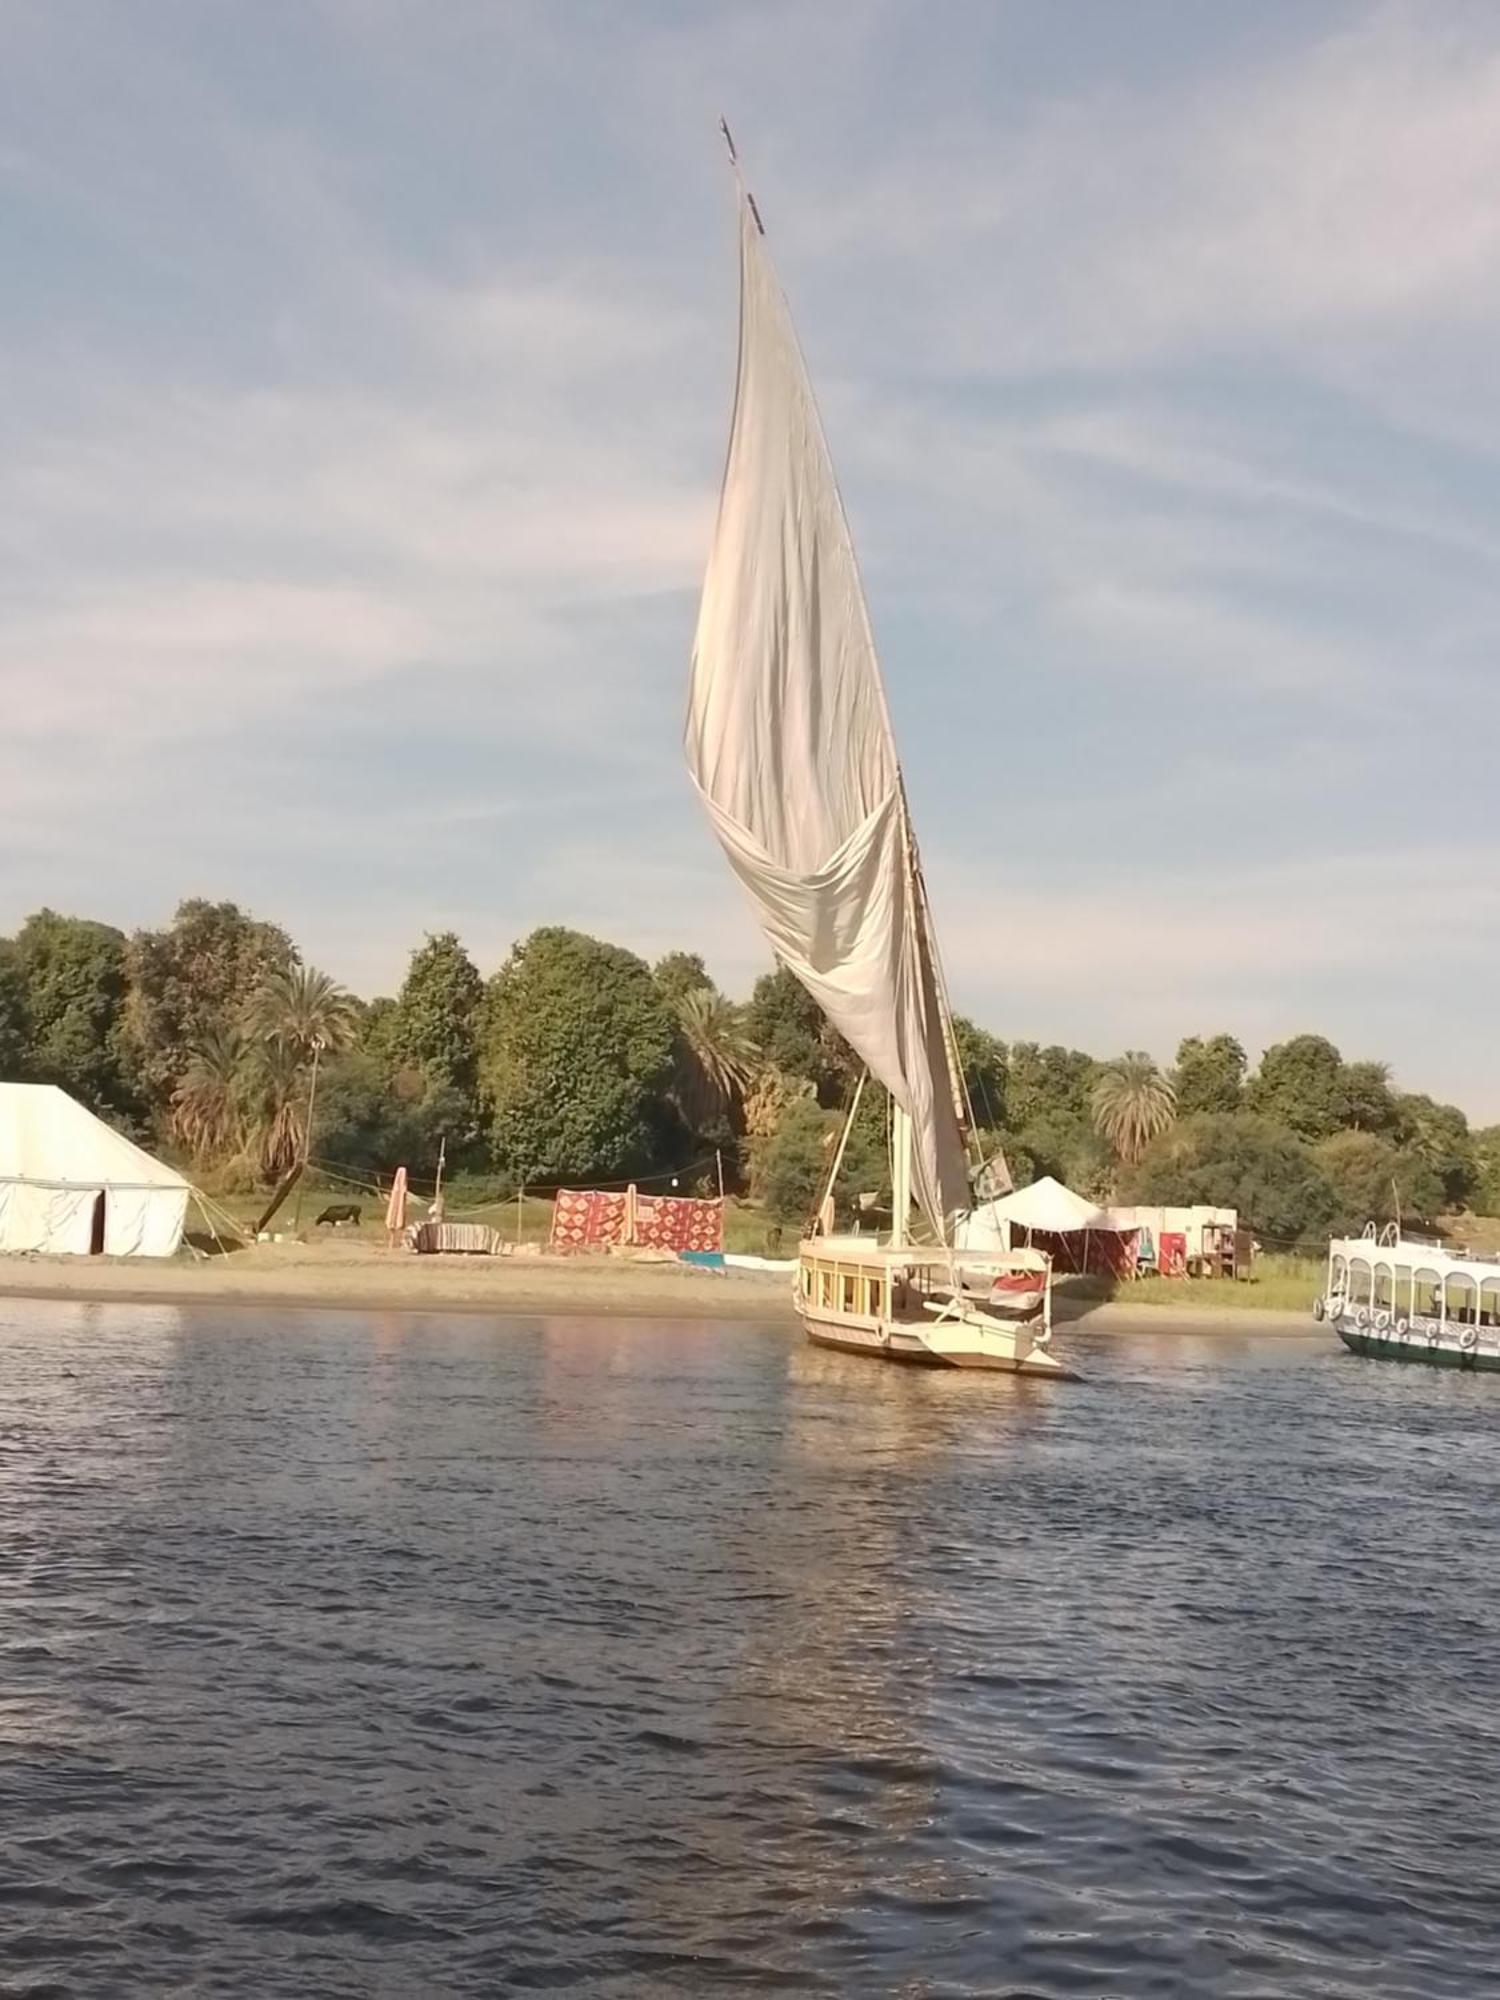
top-left (686, 135), bottom-right (1074, 1378)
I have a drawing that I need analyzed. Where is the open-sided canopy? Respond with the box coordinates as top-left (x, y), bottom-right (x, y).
top-left (958, 1175), bottom-right (1119, 1250)
top-left (0, 1083), bottom-right (189, 1257)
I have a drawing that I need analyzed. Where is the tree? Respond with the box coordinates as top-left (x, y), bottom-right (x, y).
top-left (1337, 1059), bottom-right (1399, 1135)
top-left (744, 966), bottom-right (857, 1105)
top-left (652, 951), bottom-right (712, 1008)
top-left (752, 1095), bottom-right (833, 1223)
top-left (481, 928), bottom-right (676, 1183)
top-left (1092, 1052), bottom-right (1177, 1168)
top-left (0, 941), bottom-right (28, 1079)
top-left (249, 965), bottom-right (358, 1065)
top-left (313, 1049), bottom-right (466, 1181)
top-left (170, 1024), bottom-right (249, 1161)
top-left (1126, 1113), bottom-right (1339, 1247)
top-left (240, 1034), bottom-right (306, 1181)
top-left (387, 932), bottom-right (484, 1099)
top-left (669, 984), bottom-right (759, 1139)
top-left (1313, 1131), bottom-right (1443, 1234)
top-left (1246, 1034), bottom-right (1344, 1141)
top-left (1173, 1034), bottom-right (1246, 1115)
top-left (127, 899), bottom-right (294, 1110)
top-left (1006, 1042), bottom-right (1097, 1129)
top-left (11, 909), bottom-right (140, 1119)
top-left (1394, 1094), bottom-right (1476, 1208)
top-left (951, 1016), bottom-right (1007, 1129)
top-left (1473, 1126), bottom-right (1500, 1215)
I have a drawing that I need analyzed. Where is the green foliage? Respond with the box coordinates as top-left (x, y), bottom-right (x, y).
top-left (1126, 1112), bottom-right (1340, 1247)
top-left (744, 966), bottom-right (857, 1105)
top-left (387, 932), bottom-right (484, 1099)
top-left (1337, 1059), bottom-right (1399, 1135)
top-left (482, 927), bottom-right (676, 1184)
top-left (127, 899), bottom-right (294, 1107)
top-left (0, 941), bottom-right (28, 1078)
top-left (668, 983), bottom-right (758, 1145)
top-left (1173, 1034), bottom-right (1246, 1115)
top-left (752, 1095), bottom-right (832, 1224)
top-left (652, 951), bottom-right (712, 1007)
top-left (313, 1050), bottom-right (466, 1180)
top-left (1092, 1051), bottom-right (1177, 1168)
top-left (1006, 1042), bottom-right (1097, 1129)
top-left (249, 964), bottom-right (358, 1064)
top-left (1474, 1126), bottom-right (1500, 1215)
top-left (1394, 1094), bottom-right (1476, 1207)
top-left (951, 1015), bottom-right (1007, 1128)
top-left (11, 909), bottom-right (141, 1120)
top-left (1312, 1131), bottom-right (1444, 1233)
top-left (1246, 1034), bottom-right (1345, 1140)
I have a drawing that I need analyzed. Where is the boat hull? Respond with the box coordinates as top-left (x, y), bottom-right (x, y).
top-left (798, 1305), bottom-right (1075, 1377)
top-left (1333, 1314), bottom-right (1500, 1372)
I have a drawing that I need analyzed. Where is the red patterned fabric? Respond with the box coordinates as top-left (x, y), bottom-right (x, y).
top-left (548, 1188), bottom-right (723, 1253)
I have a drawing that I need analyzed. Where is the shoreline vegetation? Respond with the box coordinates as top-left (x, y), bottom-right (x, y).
top-left (2, 905), bottom-right (1499, 1276)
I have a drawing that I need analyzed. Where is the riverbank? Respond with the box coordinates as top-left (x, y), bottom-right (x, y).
top-left (0, 1241), bottom-right (1313, 1335)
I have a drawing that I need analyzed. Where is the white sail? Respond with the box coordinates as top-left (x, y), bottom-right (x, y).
top-left (686, 184), bottom-right (969, 1239)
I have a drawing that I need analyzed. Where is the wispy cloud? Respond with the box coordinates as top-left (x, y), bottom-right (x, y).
top-left (3, 2), bottom-right (1500, 1115)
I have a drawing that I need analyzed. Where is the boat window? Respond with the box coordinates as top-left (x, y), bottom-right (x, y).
top-left (1482, 1280), bottom-right (1500, 1328)
top-left (1413, 1269), bottom-right (1440, 1318)
top-left (841, 1274), bottom-right (858, 1314)
top-left (818, 1268), bottom-right (835, 1310)
top-left (869, 1279), bottom-right (883, 1317)
top-left (1445, 1273), bottom-right (1478, 1325)
top-left (1348, 1258), bottom-right (1373, 1305)
top-left (1373, 1262), bottom-right (1394, 1308)
top-left (1330, 1254), bottom-right (1347, 1291)
top-left (800, 1264), bottom-right (813, 1297)
top-left (1392, 1265), bottom-right (1413, 1316)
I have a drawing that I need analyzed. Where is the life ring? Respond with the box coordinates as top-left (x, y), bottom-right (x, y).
top-left (1354, 1307), bottom-right (1369, 1331)
top-left (1312, 1296), bottom-right (1326, 1323)
top-left (1374, 1310), bottom-right (1391, 1334)
top-left (1460, 1326), bottom-right (1479, 1352)
top-left (1395, 1317), bottom-right (1409, 1338)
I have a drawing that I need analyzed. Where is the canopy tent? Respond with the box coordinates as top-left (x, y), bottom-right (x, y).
top-left (0, 1083), bottom-right (189, 1257)
top-left (958, 1175), bottom-right (1138, 1278)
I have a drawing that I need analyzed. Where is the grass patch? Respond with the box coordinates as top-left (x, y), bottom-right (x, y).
top-left (1060, 1252), bottom-right (1322, 1313)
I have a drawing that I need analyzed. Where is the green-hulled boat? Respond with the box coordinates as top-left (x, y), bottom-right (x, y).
top-left (1319, 1227), bottom-right (1500, 1372)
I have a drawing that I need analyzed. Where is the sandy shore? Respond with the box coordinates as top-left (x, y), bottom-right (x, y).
top-left (0, 1240), bottom-right (1313, 1336)
top-left (0, 1240), bottom-right (796, 1322)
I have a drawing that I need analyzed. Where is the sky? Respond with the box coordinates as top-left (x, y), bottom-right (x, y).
top-left (3, 1), bottom-right (1500, 1112)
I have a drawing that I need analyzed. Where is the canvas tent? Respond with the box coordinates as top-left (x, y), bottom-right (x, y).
top-left (958, 1174), bottom-right (1138, 1278)
top-left (0, 1083), bottom-right (189, 1257)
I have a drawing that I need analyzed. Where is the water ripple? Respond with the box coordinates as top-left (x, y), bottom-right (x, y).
top-left (0, 1302), bottom-right (1497, 1994)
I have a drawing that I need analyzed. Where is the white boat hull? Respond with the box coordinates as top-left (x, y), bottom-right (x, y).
top-left (798, 1303), bottom-right (1076, 1377)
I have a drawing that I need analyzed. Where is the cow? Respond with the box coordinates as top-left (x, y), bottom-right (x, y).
top-left (315, 1204), bottom-right (362, 1228)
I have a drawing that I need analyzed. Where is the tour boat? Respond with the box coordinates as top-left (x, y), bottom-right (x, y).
top-left (685, 131), bottom-right (1074, 1379)
top-left (1319, 1225), bottom-right (1500, 1371)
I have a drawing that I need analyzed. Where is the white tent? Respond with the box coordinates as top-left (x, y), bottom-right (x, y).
top-left (958, 1175), bottom-right (1109, 1249)
top-left (0, 1083), bottom-right (189, 1257)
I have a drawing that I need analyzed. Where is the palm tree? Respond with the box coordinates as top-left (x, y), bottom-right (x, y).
top-left (243, 1034), bottom-right (307, 1182)
top-left (1092, 1052), bottom-right (1177, 1168)
top-left (671, 985), bottom-right (759, 1134)
top-left (249, 964), bottom-right (358, 1063)
top-left (170, 1024), bottom-right (249, 1160)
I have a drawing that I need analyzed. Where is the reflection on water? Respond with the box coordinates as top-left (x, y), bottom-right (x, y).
top-left (0, 1301), bottom-right (1497, 1995)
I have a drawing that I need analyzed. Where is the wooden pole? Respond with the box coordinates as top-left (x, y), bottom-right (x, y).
top-left (716, 1148), bottom-right (725, 1201)
top-left (516, 1182), bottom-right (524, 1246)
top-left (432, 1134), bottom-right (447, 1223)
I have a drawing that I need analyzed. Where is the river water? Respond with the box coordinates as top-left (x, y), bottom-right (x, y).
top-left (1, 1301), bottom-right (1496, 1997)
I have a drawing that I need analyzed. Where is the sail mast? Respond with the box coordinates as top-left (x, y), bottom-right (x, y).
top-left (687, 132), bottom-right (972, 1241)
